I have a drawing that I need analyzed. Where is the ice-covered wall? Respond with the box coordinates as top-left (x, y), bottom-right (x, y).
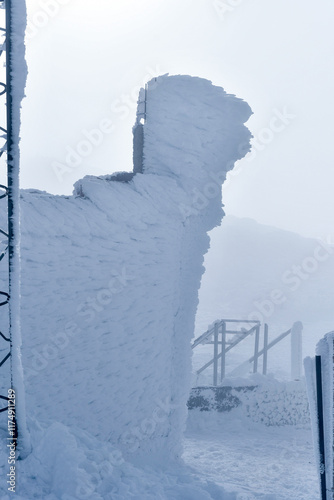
top-left (19, 75), bottom-right (251, 463)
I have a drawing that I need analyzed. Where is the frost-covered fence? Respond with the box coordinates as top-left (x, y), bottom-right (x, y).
top-left (0, 0), bottom-right (30, 456)
top-left (193, 320), bottom-right (303, 385)
top-left (305, 332), bottom-right (334, 500)
top-left (193, 320), bottom-right (260, 385)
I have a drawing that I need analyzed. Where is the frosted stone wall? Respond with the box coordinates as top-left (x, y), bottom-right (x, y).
top-left (19, 75), bottom-right (251, 463)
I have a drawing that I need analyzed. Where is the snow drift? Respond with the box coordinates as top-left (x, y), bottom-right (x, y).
top-left (17, 75), bottom-right (251, 464)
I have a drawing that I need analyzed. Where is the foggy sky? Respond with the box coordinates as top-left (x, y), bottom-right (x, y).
top-left (21, 0), bottom-right (334, 240)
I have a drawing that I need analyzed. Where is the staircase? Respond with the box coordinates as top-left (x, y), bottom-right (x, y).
top-left (192, 320), bottom-right (303, 386)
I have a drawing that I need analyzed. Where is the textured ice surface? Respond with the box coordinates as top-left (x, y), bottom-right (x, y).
top-left (15, 75), bottom-right (251, 465)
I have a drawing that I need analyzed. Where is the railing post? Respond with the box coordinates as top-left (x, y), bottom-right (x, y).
top-left (315, 355), bottom-right (327, 500)
top-left (213, 322), bottom-right (219, 386)
top-left (263, 323), bottom-right (268, 375)
top-left (291, 321), bottom-right (303, 381)
top-left (220, 321), bottom-right (226, 383)
top-left (253, 324), bottom-right (260, 373)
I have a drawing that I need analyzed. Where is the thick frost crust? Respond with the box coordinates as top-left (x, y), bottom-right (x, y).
top-left (20, 75), bottom-right (251, 463)
top-left (6, 0), bottom-right (31, 456)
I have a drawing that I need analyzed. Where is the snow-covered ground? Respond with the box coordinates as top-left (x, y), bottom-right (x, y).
top-left (0, 406), bottom-right (319, 499)
top-left (0, 396), bottom-right (319, 499)
top-left (184, 409), bottom-right (318, 500)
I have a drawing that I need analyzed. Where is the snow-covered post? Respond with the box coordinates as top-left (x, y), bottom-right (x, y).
top-left (213, 322), bottom-right (219, 386)
top-left (315, 355), bottom-right (327, 499)
top-left (220, 321), bottom-right (226, 382)
top-left (253, 324), bottom-right (260, 373)
top-left (305, 333), bottom-right (334, 500)
top-left (262, 323), bottom-right (269, 375)
top-left (6, 0), bottom-right (30, 457)
top-left (291, 321), bottom-right (303, 381)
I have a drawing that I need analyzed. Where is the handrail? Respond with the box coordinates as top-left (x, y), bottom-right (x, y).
top-left (228, 327), bottom-right (292, 378)
top-left (192, 324), bottom-right (218, 349)
top-left (247, 328), bottom-right (291, 364)
top-left (192, 320), bottom-right (303, 385)
top-left (192, 319), bottom-right (260, 349)
top-left (196, 323), bottom-right (258, 375)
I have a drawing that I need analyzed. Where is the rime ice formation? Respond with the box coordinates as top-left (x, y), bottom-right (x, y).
top-left (305, 333), bottom-right (334, 495)
top-left (19, 75), bottom-right (252, 463)
top-left (5, 0), bottom-right (31, 455)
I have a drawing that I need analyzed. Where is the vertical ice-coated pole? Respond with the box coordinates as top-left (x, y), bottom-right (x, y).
top-left (220, 322), bottom-right (226, 383)
top-left (6, 0), bottom-right (31, 457)
top-left (213, 323), bottom-right (219, 386)
top-left (315, 356), bottom-right (327, 500)
top-left (305, 336), bottom-right (334, 500)
top-left (262, 323), bottom-right (268, 375)
top-left (291, 321), bottom-right (303, 381)
top-left (253, 324), bottom-right (260, 374)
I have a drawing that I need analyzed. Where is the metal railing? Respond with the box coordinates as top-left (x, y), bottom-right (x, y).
top-left (0, 0), bottom-right (10, 416)
top-left (192, 319), bottom-right (303, 386)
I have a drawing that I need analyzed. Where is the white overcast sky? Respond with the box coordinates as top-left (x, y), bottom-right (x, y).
top-left (20, 0), bottom-right (334, 240)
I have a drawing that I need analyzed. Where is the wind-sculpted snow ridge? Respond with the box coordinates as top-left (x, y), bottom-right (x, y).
top-left (18, 75), bottom-right (252, 466)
